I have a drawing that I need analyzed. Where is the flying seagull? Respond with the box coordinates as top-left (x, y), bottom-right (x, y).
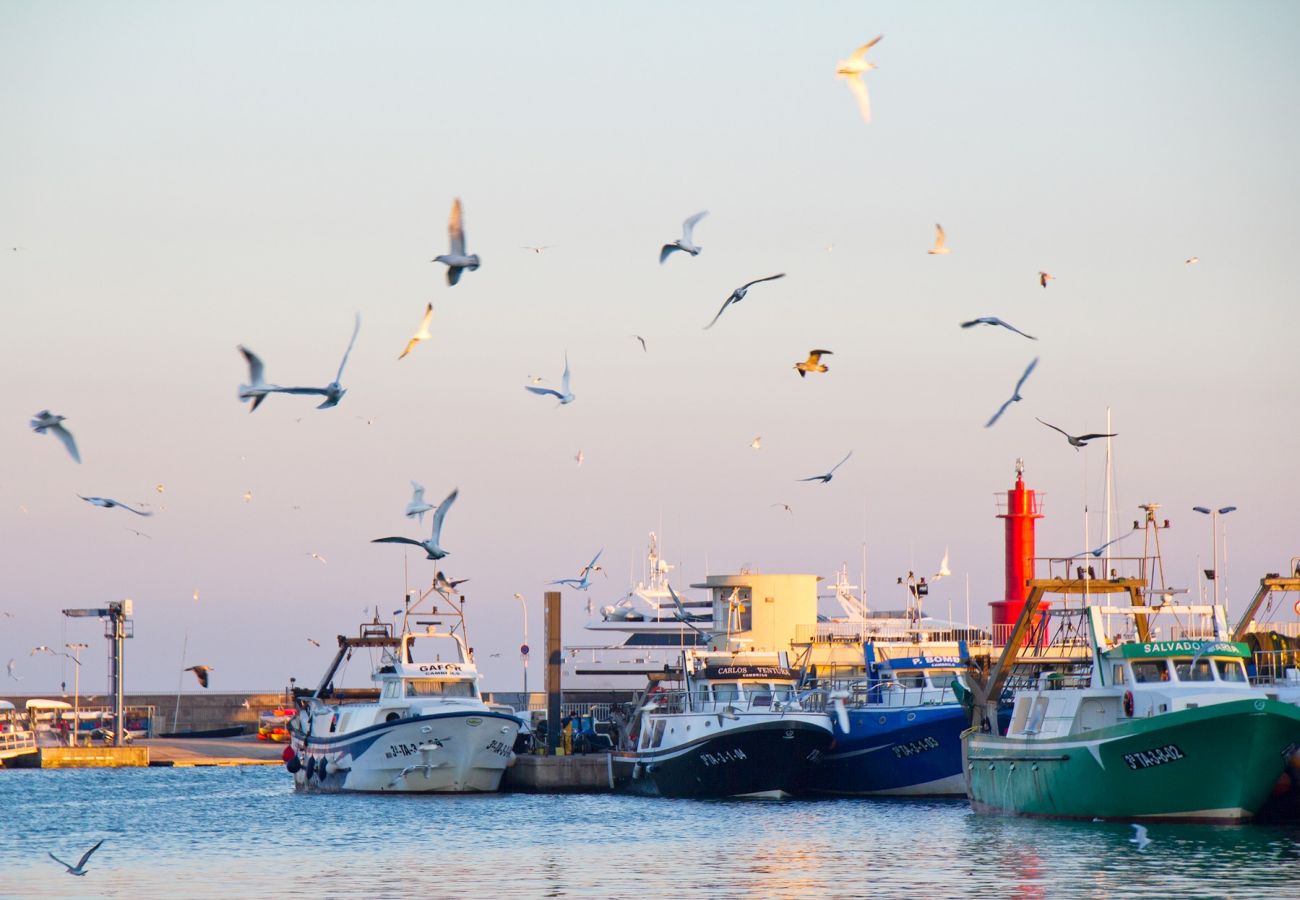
top-left (49, 839), bottom-right (104, 876)
top-left (1130, 824), bottom-right (1151, 851)
top-left (30, 410), bottom-right (81, 463)
top-left (236, 346), bottom-right (282, 412)
top-left (522, 245), bottom-right (552, 254)
top-left (1035, 418), bottom-right (1117, 450)
top-left (794, 349), bottom-right (832, 378)
top-left (984, 357), bottom-right (1040, 428)
top-left (434, 570), bottom-right (470, 597)
top-left (928, 224), bottom-right (950, 255)
top-left (770, 503), bottom-right (793, 514)
top-left (268, 314), bottom-right (361, 409)
top-left (432, 197), bottom-right (480, 285)
top-left (835, 36), bottom-right (882, 123)
top-left (798, 450), bottom-right (853, 484)
top-left (372, 487), bottom-right (459, 560)
top-left (659, 211), bottom-right (709, 263)
top-left (575, 449), bottom-right (584, 466)
top-left (185, 665), bottom-right (212, 688)
top-left (398, 303), bottom-right (434, 360)
top-left (960, 317), bottom-right (1037, 340)
top-left (307, 637), bottom-right (321, 647)
top-left (1185, 256), bottom-right (1199, 266)
top-left (704, 273), bottom-right (786, 330)
top-left (1061, 533), bottom-right (1133, 560)
top-left (632, 335), bottom-right (647, 352)
top-left (550, 549), bottom-right (605, 590)
top-left (77, 495), bottom-right (152, 516)
top-left (524, 353), bottom-right (574, 405)
top-left (934, 548), bottom-right (952, 580)
top-left (406, 481), bottom-right (434, 524)
top-left (6, 658), bottom-right (19, 680)
top-left (750, 436), bottom-right (762, 449)
top-left (308, 552), bottom-right (328, 565)
top-left (1039, 271), bottom-right (1055, 288)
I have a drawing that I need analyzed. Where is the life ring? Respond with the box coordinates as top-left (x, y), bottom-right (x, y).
top-left (1123, 690), bottom-right (1134, 718)
top-left (1294, 598), bottom-right (1300, 616)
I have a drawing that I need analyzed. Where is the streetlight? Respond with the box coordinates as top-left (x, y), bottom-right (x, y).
top-left (32, 644), bottom-right (87, 746)
top-left (1192, 506), bottom-right (1237, 607)
top-left (514, 593), bottom-right (529, 699)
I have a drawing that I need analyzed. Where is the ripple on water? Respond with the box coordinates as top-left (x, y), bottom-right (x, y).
top-left (2, 769), bottom-right (1298, 899)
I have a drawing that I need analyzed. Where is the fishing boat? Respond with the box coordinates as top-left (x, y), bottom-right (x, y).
top-left (610, 649), bottom-right (834, 798)
top-left (963, 575), bottom-right (1300, 822)
top-left (285, 586), bottom-right (524, 793)
top-left (0, 700), bottom-right (37, 766)
top-left (804, 650), bottom-right (981, 796)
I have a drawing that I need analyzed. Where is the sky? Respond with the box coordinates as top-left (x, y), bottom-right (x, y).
top-left (3, 1), bottom-right (1299, 695)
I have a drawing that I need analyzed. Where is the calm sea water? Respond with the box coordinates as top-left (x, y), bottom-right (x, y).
top-left (2, 767), bottom-right (1299, 899)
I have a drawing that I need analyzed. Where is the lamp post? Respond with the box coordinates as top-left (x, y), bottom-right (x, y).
top-left (1192, 505), bottom-right (1237, 607)
top-left (514, 593), bottom-right (530, 699)
top-left (33, 644), bottom-right (87, 746)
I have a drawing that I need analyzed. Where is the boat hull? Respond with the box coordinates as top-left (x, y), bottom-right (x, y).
top-left (803, 704), bottom-right (974, 797)
top-left (964, 698), bottom-right (1300, 822)
top-left (289, 709), bottom-right (522, 794)
top-left (612, 717), bottom-right (832, 799)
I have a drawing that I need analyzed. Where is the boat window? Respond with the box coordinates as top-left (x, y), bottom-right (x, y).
top-left (382, 681), bottom-right (400, 699)
top-left (925, 669), bottom-right (959, 689)
top-left (894, 671), bottom-right (925, 689)
top-left (1215, 659), bottom-right (1247, 682)
top-left (1174, 659), bottom-right (1213, 682)
top-left (1131, 661), bottom-right (1170, 683)
top-left (1112, 665), bottom-right (1126, 685)
top-left (650, 719), bottom-right (667, 748)
top-left (771, 685), bottom-right (793, 702)
top-left (405, 679), bottom-right (475, 698)
top-left (711, 683), bottom-right (739, 703)
top-left (744, 684), bottom-right (772, 706)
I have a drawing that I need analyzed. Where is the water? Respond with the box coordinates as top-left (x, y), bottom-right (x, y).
top-left (3, 767), bottom-right (1299, 899)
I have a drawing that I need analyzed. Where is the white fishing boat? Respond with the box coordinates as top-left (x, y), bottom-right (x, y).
top-left (285, 585), bottom-right (524, 793)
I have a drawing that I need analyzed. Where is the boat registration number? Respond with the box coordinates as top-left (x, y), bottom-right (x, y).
top-left (700, 748), bottom-right (749, 767)
top-left (1123, 743), bottom-right (1185, 770)
top-left (892, 736), bottom-right (940, 759)
top-left (485, 739), bottom-right (512, 758)
top-left (385, 743), bottom-right (423, 760)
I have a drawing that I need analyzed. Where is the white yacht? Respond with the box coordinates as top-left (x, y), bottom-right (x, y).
top-left (286, 589), bottom-right (524, 793)
top-left (562, 533), bottom-right (711, 691)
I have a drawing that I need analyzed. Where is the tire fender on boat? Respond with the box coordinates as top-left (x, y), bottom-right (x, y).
top-left (1122, 690), bottom-right (1134, 718)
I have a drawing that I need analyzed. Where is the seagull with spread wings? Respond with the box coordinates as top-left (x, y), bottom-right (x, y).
top-left (984, 358), bottom-right (1039, 428)
top-left (798, 451), bottom-right (853, 484)
top-left (1036, 418), bottom-right (1117, 450)
top-left (794, 349), bottom-right (832, 378)
top-left (524, 353), bottom-right (574, 405)
top-left (1039, 271), bottom-right (1055, 288)
top-left (30, 410), bottom-right (81, 463)
top-left (185, 665), bottom-right (212, 688)
top-left (236, 346), bottom-right (283, 412)
top-left (267, 314), bottom-right (361, 409)
top-left (49, 839), bottom-right (104, 876)
top-left (405, 481), bottom-right (434, 524)
top-left (960, 317), bottom-right (1037, 340)
top-left (705, 273), bottom-right (786, 329)
top-left (432, 198), bottom-right (480, 285)
top-left (372, 487), bottom-right (459, 560)
top-left (77, 495), bottom-right (152, 516)
top-left (398, 303), bottom-right (434, 360)
top-left (550, 549), bottom-right (605, 590)
top-left (659, 211), bottom-right (709, 263)
top-left (835, 36), bottom-right (882, 123)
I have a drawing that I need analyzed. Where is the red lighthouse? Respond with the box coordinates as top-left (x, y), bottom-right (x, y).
top-left (990, 459), bottom-right (1043, 631)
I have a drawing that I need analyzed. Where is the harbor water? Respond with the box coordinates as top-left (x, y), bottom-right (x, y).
top-left (3, 767), bottom-right (1300, 898)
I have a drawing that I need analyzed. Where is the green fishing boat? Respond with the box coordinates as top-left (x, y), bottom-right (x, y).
top-left (964, 578), bottom-right (1300, 822)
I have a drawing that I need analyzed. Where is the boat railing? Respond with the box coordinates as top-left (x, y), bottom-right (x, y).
top-left (1240, 622), bottom-right (1300, 639)
top-left (837, 680), bottom-right (960, 709)
top-left (641, 688), bottom-right (826, 716)
top-left (796, 622), bottom-right (992, 645)
top-left (0, 729), bottom-right (37, 754)
top-left (1250, 649), bottom-right (1300, 686)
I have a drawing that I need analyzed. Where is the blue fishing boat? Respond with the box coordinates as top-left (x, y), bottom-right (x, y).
top-left (803, 647), bottom-right (980, 797)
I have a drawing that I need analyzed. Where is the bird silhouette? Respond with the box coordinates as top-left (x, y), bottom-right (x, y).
top-left (798, 451), bottom-right (853, 484)
top-left (30, 410), bottom-right (81, 463)
top-left (1038, 271), bottom-right (1055, 288)
top-left (984, 358), bottom-right (1039, 428)
top-left (794, 349), bottom-right (832, 378)
top-left (1035, 418), bottom-right (1116, 449)
top-left (835, 36), bottom-right (882, 122)
top-left (406, 481), bottom-right (434, 524)
top-left (928, 224), bottom-right (950, 255)
top-left (267, 314), bottom-right (361, 409)
top-left (659, 211), bottom-right (708, 263)
top-left (432, 198), bottom-right (480, 285)
top-left (372, 487), bottom-right (459, 559)
top-left (49, 839), bottom-right (104, 876)
top-left (524, 353), bottom-right (574, 405)
top-left (960, 317), bottom-right (1036, 340)
top-left (77, 495), bottom-right (152, 516)
top-left (398, 303), bottom-right (434, 360)
top-left (550, 549), bottom-right (605, 590)
top-left (185, 665), bottom-right (212, 689)
top-left (1130, 824), bottom-right (1151, 851)
top-left (704, 274), bottom-right (786, 329)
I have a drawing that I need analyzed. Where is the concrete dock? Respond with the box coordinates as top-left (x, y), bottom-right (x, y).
top-left (503, 753), bottom-right (615, 792)
top-left (142, 736), bottom-right (284, 767)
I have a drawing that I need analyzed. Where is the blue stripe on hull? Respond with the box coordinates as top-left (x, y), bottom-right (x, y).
top-left (804, 704), bottom-right (969, 796)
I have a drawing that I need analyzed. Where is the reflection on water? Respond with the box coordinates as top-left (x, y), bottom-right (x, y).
top-left (1, 767), bottom-right (1298, 899)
